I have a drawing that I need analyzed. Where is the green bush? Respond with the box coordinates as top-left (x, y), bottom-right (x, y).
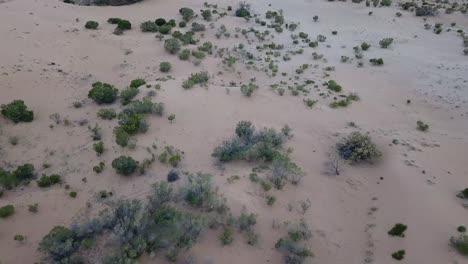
top-left (326, 80), bottom-right (342, 92)
top-left (159, 24), bottom-right (173, 34)
top-left (39, 226), bottom-right (76, 261)
top-left (182, 72), bottom-right (209, 89)
top-left (236, 2), bottom-right (251, 17)
top-left (69, 191), bottom-right (77, 198)
top-left (240, 83), bottom-right (258, 97)
top-left (140, 21), bottom-right (158, 32)
top-left (0, 205), bottom-right (15, 218)
top-left (120, 87), bottom-right (139, 105)
top-left (112, 156), bottom-right (137, 176)
top-left (337, 132), bottom-right (381, 163)
top-left (159, 62), bottom-right (172, 73)
top-left (88, 82), bottom-right (118, 104)
top-left (93, 141), bottom-right (105, 156)
top-left (179, 7), bottom-right (195, 21)
top-left (275, 237), bottom-right (313, 263)
top-left (117, 20), bottom-right (131, 30)
top-left (97, 108), bottom-right (116, 120)
top-left (130, 78), bottom-right (146, 89)
top-left (391, 250), bottom-right (405, 260)
top-left (164, 38), bottom-right (181, 54)
top-left (416, 120), bottom-right (429, 132)
top-left (388, 223), bottom-right (407, 237)
top-left (37, 174), bottom-right (62, 188)
top-left (238, 210), bottom-right (256, 231)
top-left (202, 9), bottom-right (212, 21)
top-left (179, 21), bottom-right (186, 28)
top-left (361, 42), bottom-right (370, 50)
top-left (458, 226), bottom-right (466, 233)
top-left (380, 0), bottom-right (392, 6)
top-left (191, 22), bottom-right (206, 32)
top-left (155, 18), bottom-right (166, 26)
top-left (117, 113), bottom-right (148, 135)
top-left (183, 173), bottom-right (224, 211)
top-left (124, 98), bottom-right (164, 116)
top-left (114, 127), bottom-right (130, 147)
top-left (379, 38), bottom-right (393, 48)
top-left (107, 18), bottom-right (122, 24)
top-left (85, 21), bottom-right (99, 30)
top-left (191, 50), bottom-right (206, 60)
top-left (451, 235), bottom-right (468, 255)
top-left (179, 49), bottom-right (190, 60)
top-left (1, 100), bottom-right (34, 123)
top-left (219, 227), bottom-right (234, 245)
top-left (415, 5), bottom-right (438, 16)
top-left (370, 58), bottom-right (384, 65)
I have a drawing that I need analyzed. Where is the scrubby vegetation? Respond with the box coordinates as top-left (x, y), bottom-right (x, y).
top-left (451, 235), bottom-right (468, 255)
top-left (0, 205), bottom-right (15, 218)
top-left (84, 21), bottom-right (99, 30)
top-left (182, 72), bottom-right (209, 89)
top-left (164, 38), bottom-right (181, 54)
top-left (391, 250), bottom-right (405, 260)
top-left (275, 220), bottom-right (313, 264)
top-left (337, 132), bottom-right (381, 163)
top-left (159, 62), bottom-right (172, 73)
top-left (112, 156), bottom-right (138, 176)
top-left (37, 174), bottom-right (62, 188)
top-left (1, 100), bottom-right (34, 123)
top-left (388, 223), bottom-right (407, 237)
top-left (0, 164), bottom-right (35, 190)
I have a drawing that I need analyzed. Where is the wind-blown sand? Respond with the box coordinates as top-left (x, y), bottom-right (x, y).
top-left (1, 0), bottom-right (468, 263)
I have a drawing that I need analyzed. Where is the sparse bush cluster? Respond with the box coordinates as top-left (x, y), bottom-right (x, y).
top-left (275, 221), bottom-right (313, 264)
top-left (0, 163), bottom-right (35, 190)
top-left (37, 174), bottom-right (62, 188)
top-left (182, 71), bottom-right (209, 89)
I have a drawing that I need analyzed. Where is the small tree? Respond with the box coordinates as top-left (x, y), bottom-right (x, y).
top-left (88, 82), bottom-right (118, 104)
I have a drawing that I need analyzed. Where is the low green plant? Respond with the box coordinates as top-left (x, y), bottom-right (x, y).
top-left (97, 108), bottom-right (116, 120)
top-left (85, 21), bottom-right (99, 30)
top-left (112, 156), bottom-right (138, 176)
top-left (1, 100), bottom-right (34, 123)
top-left (451, 235), bottom-right (468, 255)
top-left (182, 72), bottom-right (209, 89)
top-left (88, 82), bottom-right (118, 104)
top-left (0, 205), bottom-right (15, 218)
top-left (369, 58), bottom-right (384, 65)
top-left (240, 83), bottom-right (258, 96)
top-left (164, 38), bottom-right (181, 54)
top-left (416, 120), bottom-right (429, 132)
top-left (37, 174), bottom-right (62, 188)
top-left (326, 80), bottom-right (342, 92)
top-left (140, 21), bottom-right (158, 32)
top-left (159, 62), bottom-right (172, 73)
top-left (337, 132), bottom-right (381, 163)
top-left (219, 227), bottom-right (234, 245)
top-left (379, 38), bottom-right (393, 48)
top-left (93, 141), bottom-right (105, 156)
top-left (388, 223), bottom-right (407, 237)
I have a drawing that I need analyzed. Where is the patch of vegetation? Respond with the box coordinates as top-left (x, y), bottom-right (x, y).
top-left (388, 223), bottom-right (407, 237)
top-left (182, 71), bottom-right (209, 89)
top-left (97, 108), bottom-right (117, 120)
top-left (361, 42), bottom-right (370, 50)
top-left (159, 62), bottom-right (172, 73)
top-left (140, 21), bottom-right (158, 32)
top-left (158, 146), bottom-right (183, 167)
top-left (337, 132), bottom-right (381, 163)
top-left (93, 141), bottom-right (105, 156)
top-left (240, 83), bottom-right (258, 96)
top-left (236, 2), bottom-right (251, 18)
top-left (370, 58), bottom-right (384, 65)
top-left (0, 205), bottom-right (15, 218)
top-left (37, 174), bottom-right (62, 188)
top-left (379, 38), bottom-right (393, 48)
top-left (416, 120), bottom-right (429, 132)
top-left (164, 38), bottom-right (181, 54)
top-left (326, 80), bottom-right (342, 92)
top-left (112, 156), bottom-right (138, 176)
top-left (120, 87), bottom-right (139, 105)
top-left (85, 21), bottom-right (99, 30)
top-left (117, 20), bottom-right (131, 30)
top-left (451, 235), bottom-right (468, 255)
top-left (219, 227), bottom-right (234, 245)
top-left (179, 7), bottom-right (195, 21)
top-left (130, 79), bottom-right (146, 89)
top-left (1, 100), bottom-right (34, 123)
top-left (88, 82), bottom-right (118, 104)
top-left (0, 163), bottom-right (35, 190)
top-left (391, 250), bottom-right (405, 260)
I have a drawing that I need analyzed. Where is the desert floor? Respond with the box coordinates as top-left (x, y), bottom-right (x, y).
top-left (0, 0), bottom-right (468, 263)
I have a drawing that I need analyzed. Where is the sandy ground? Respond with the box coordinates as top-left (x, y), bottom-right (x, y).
top-left (1, 0), bottom-right (468, 263)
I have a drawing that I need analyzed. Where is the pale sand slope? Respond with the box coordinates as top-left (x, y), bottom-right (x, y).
top-left (0, 0), bottom-right (467, 263)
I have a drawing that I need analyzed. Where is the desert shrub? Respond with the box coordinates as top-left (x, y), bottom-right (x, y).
top-left (269, 154), bottom-right (304, 189)
top-left (155, 18), bottom-right (166, 26)
top-left (182, 71), bottom-right (209, 89)
top-left (120, 87), bottom-right (139, 105)
top-left (416, 120), bottom-right (429, 132)
top-left (337, 132), bottom-right (381, 163)
top-left (0, 164), bottom-right (34, 190)
top-left (460, 188), bottom-right (468, 199)
top-left (238, 210), bottom-right (256, 231)
top-left (317, 34), bottom-right (326, 42)
top-left (451, 235), bottom-right (468, 255)
top-left (379, 38), bottom-right (393, 48)
top-left (177, 32), bottom-right (197, 45)
top-left (388, 223), bottom-right (407, 237)
top-left (183, 173), bottom-right (224, 212)
top-left (28, 203), bottom-right (39, 213)
top-left (114, 127), bottom-right (130, 147)
top-left (220, 227), bottom-right (234, 245)
top-left (380, 0), bottom-right (391, 6)
top-left (112, 156), bottom-right (137, 176)
top-left (93, 141), bottom-right (105, 156)
top-left (158, 146), bottom-right (183, 167)
top-left (369, 58), bottom-right (384, 65)
top-left (159, 24), bottom-right (173, 34)
top-left (37, 174), bottom-right (62, 188)
top-left (93, 162), bottom-right (105, 174)
top-left (1, 100), bottom-right (34, 123)
top-left (164, 38), bottom-right (181, 54)
top-left (309, 41), bottom-right (318, 48)
top-left (124, 98), bottom-right (164, 116)
top-left (0, 205), bottom-right (15, 218)
top-left (275, 238), bottom-right (313, 264)
top-left (326, 80), bottom-right (342, 92)
top-left (159, 62), bottom-right (172, 73)
top-left (361, 42), bottom-right (370, 50)
top-left (85, 21), bottom-right (99, 30)
top-left (129, 79), bottom-right (145, 89)
top-left (202, 9), bottom-right (212, 21)
top-left (240, 83), bottom-right (258, 96)
top-left (236, 2), bottom-right (251, 17)
top-left (212, 121), bottom-right (287, 163)
top-left (415, 5), bottom-right (438, 16)
top-left (288, 221), bottom-right (312, 242)
top-left (198, 41), bottom-right (213, 53)
top-left (179, 7), bottom-right (195, 21)
top-left (39, 226), bottom-right (76, 261)
top-left (117, 113), bottom-right (148, 135)
top-left (88, 82), bottom-right (118, 104)
top-left (179, 21), bottom-right (186, 28)
top-left (392, 250), bottom-right (405, 260)
top-left (117, 20), bottom-right (131, 30)
top-left (167, 170), bottom-right (180, 182)
top-left (97, 108), bottom-right (116, 120)
top-left (191, 22), bottom-right (206, 32)
top-left (191, 50), bottom-right (206, 60)
top-left (179, 49), bottom-right (191, 60)
top-left (458, 226), bottom-right (467, 233)
top-left (108, 18), bottom-right (122, 24)
top-left (113, 28), bottom-right (123, 35)
top-left (140, 21), bottom-right (158, 32)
